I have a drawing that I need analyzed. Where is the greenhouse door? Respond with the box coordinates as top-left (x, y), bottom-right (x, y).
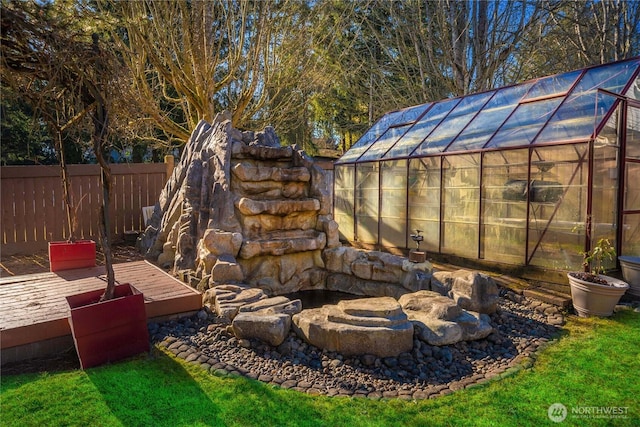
top-left (620, 100), bottom-right (640, 256)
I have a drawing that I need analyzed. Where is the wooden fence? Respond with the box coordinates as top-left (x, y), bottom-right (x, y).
top-left (1, 162), bottom-right (171, 255)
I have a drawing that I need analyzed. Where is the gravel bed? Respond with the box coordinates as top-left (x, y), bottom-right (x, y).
top-left (150, 288), bottom-right (565, 400)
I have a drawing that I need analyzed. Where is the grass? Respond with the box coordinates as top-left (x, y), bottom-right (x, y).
top-left (2, 309), bottom-right (639, 427)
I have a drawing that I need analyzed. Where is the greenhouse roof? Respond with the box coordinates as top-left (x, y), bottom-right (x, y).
top-left (337, 57), bottom-right (640, 164)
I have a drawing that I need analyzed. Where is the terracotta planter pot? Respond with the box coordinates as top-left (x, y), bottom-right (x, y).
top-left (66, 283), bottom-right (149, 369)
top-left (49, 240), bottom-right (96, 272)
top-left (567, 273), bottom-right (629, 317)
top-left (618, 256), bottom-right (640, 297)
top-left (409, 249), bottom-right (426, 263)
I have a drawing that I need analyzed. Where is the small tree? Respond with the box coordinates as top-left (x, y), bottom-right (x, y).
top-left (1, 0), bottom-right (119, 299)
top-left (582, 238), bottom-right (617, 276)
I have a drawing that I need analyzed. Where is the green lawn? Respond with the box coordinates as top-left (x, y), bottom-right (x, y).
top-left (2, 309), bottom-right (638, 427)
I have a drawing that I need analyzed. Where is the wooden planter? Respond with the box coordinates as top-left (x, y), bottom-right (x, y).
top-left (66, 283), bottom-right (149, 369)
top-left (567, 273), bottom-right (629, 317)
top-left (49, 240), bottom-right (96, 272)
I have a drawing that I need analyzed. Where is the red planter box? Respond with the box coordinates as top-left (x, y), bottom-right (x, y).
top-left (66, 283), bottom-right (150, 369)
top-left (49, 240), bottom-right (96, 272)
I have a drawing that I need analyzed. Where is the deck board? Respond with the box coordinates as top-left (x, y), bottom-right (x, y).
top-left (0, 261), bottom-right (202, 351)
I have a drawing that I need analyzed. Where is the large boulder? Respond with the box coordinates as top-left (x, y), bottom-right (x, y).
top-left (431, 270), bottom-right (499, 314)
top-left (323, 247), bottom-right (433, 298)
top-left (292, 297), bottom-right (414, 358)
top-left (399, 290), bottom-right (493, 346)
top-left (232, 296), bottom-right (302, 346)
top-left (232, 312), bottom-right (292, 347)
top-left (206, 283), bottom-right (302, 346)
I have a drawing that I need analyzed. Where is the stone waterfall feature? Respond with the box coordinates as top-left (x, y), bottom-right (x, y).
top-left (140, 112), bottom-right (338, 295)
top-left (141, 114), bottom-right (500, 358)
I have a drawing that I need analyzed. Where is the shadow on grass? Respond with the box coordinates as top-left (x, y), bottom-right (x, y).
top-left (86, 348), bottom-right (331, 427)
top-left (86, 348), bottom-right (225, 426)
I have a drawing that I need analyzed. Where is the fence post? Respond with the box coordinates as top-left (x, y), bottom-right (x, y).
top-left (164, 155), bottom-right (175, 181)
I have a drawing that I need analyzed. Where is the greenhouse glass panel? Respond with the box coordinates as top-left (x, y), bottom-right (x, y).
top-left (441, 154), bottom-right (480, 258)
top-left (486, 97), bottom-right (562, 148)
top-left (408, 157), bottom-right (440, 251)
top-left (334, 165), bottom-right (355, 241)
top-left (534, 91), bottom-right (613, 143)
top-left (355, 163), bottom-right (379, 244)
top-left (621, 214), bottom-right (640, 255)
top-left (573, 58), bottom-right (639, 94)
top-left (625, 77), bottom-right (640, 100)
top-left (591, 108), bottom-right (620, 270)
top-left (535, 59), bottom-right (640, 144)
top-left (523, 70), bottom-right (581, 100)
top-left (527, 144), bottom-right (588, 270)
top-left (481, 150), bottom-right (529, 264)
top-left (627, 104), bottom-right (640, 159)
top-left (336, 111), bottom-right (403, 163)
top-left (383, 98), bottom-right (460, 159)
top-left (391, 103), bottom-right (431, 125)
top-left (414, 92), bottom-right (494, 155)
top-left (448, 84), bottom-right (532, 152)
top-left (380, 160), bottom-right (408, 247)
top-left (337, 104), bottom-right (430, 164)
top-left (624, 103), bottom-right (640, 257)
top-left (358, 124), bottom-right (412, 162)
top-left (624, 102), bottom-right (640, 255)
top-left (625, 162), bottom-right (640, 211)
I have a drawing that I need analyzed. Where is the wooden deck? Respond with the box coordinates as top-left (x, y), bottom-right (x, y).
top-left (0, 261), bottom-right (201, 363)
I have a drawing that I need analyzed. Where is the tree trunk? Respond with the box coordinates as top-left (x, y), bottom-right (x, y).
top-left (55, 130), bottom-right (76, 242)
top-left (92, 102), bottom-right (115, 302)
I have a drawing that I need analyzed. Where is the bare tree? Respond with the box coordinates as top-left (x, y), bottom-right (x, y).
top-left (549, 0), bottom-right (640, 66)
top-left (399, 0), bottom-right (549, 95)
top-left (104, 0), bottom-right (347, 147)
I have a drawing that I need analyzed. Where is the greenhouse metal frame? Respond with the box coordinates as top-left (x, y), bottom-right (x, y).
top-left (334, 57), bottom-right (640, 277)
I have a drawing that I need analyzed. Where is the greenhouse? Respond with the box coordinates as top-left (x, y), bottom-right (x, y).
top-left (334, 57), bottom-right (640, 280)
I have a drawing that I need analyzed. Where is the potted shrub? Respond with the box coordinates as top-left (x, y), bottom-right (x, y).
top-left (61, 33), bottom-right (150, 368)
top-left (1, 5), bottom-right (149, 369)
top-left (567, 238), bottom-right (629, 317)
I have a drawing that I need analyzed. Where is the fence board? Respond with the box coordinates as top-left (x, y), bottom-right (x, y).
top-left (88, 174), bottom-right (100, 237)
top-left (43, 177), bottom-right (56, 241)
top-left (2, 178), bottom-right (15, 244)
top-left (23, 178), bottom-right (36, 243)
top-left (130, 172), bottom-right (139, 231)
top-left (33, 179), bottom-right (45, 242)
top-left (1, 163), bottom-right (167, 255)
top-left (52, 175), bottom-right (64, 241)
top-left (14, 178), bottom-right (26, 244)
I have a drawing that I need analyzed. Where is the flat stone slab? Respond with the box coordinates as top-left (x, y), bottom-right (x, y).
top-left (239, 296), bottom-right (302, 316)
top-left (203, 284), bottom-right (268, 321)
top-left (292, 297), bottom-right (414, 358)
